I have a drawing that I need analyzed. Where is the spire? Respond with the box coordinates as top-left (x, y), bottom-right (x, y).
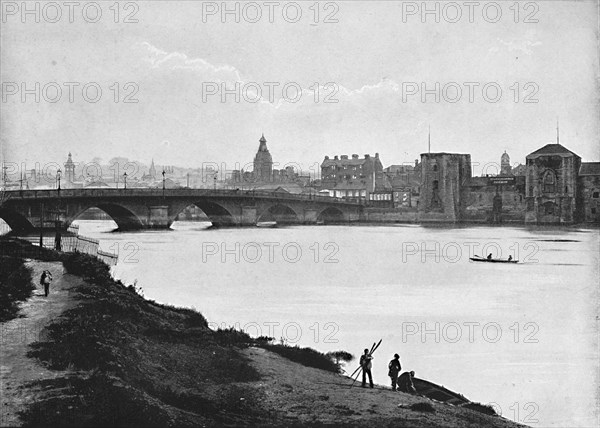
top-left (258, 134), bottom-right (268, 151)
top-left (149, 158), bottom-right (156, 178)
top-left (556, 117), bottom-right (560, 145)
top-left (428, 125), bottom-right (431, 154)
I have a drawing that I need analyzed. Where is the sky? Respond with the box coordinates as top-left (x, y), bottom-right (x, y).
top-left (1, 0), bottom-right (599, 175)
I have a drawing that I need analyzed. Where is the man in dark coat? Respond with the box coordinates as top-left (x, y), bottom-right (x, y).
top-left (388, 354), bottom-right (402, 391)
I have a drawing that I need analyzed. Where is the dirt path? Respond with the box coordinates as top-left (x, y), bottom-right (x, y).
top-left (0, 261), bottom-right (78, 427)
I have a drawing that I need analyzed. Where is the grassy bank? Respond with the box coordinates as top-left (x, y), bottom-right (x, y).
top-left (20, 251), bottom-right (345, 426)
top-left (0, 255), bottom-right (33, 322)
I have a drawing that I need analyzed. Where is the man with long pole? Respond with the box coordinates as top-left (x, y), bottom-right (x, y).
top-left (350, 339), bottom-right (381, 388)
top-left (360, 348), bottom-right (374, 388)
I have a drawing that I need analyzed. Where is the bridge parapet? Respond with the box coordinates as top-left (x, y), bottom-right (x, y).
top-left (3, 188), bottom-right (361, 206)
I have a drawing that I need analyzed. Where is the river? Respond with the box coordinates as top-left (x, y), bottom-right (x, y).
top-left (69, 220), bottom-right (599, 427)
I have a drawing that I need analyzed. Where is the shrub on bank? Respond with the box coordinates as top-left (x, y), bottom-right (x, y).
top-left (259, 343), bottom-right (340, 373)
top-left (61, 252), bottom-right (112, 285)
top-left (462, 402), bottom-right (498, 416)
top-left (0, 256), bottom-right (34, 322)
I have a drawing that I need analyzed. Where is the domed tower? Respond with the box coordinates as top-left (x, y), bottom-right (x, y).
top-left (253, 134), bottom-right (273, 182)
top-left (501, 151), bottom-right (511, 175)
top-left (64, 152), bottom-right (76, 183)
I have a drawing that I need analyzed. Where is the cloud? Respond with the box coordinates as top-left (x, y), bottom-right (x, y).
top-left (490, 37), bottom-right (542, 55)
top-left (138, 41), bottom-right (244, 82)
top-left (136, 42), bottom-right (401, 110)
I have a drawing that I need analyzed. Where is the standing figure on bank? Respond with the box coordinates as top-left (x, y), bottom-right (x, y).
top-left (398, 370), bottom-right (417, 394)
top-left (388, 354), bottom-right (402, 391)
top-left (360, 348), bottom-right (374, 388)
top-left (40, 270), bottom-right (53, 297)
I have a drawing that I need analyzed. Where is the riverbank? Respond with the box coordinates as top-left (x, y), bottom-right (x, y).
top-left (0, 240), bottom-right (526, 427)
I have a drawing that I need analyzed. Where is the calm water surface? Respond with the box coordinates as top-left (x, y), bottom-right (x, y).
top-left (72, 220), bottom-right (599, 427)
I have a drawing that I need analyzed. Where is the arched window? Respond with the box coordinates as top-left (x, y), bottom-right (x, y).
top-left (433, 180), bottom-right (439, 191)
top-left (432, 164), bottom-right (438, 172)
top-left (543, 171), bottom-right (556, 194)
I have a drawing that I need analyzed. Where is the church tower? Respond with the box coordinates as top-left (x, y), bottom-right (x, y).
top-left (64, 152), bottom-right (76, 183)
top-left (149, 159), bottom-right (157, 179)
top-left (501, 151), bottom-right (511, 175)
top-left (253, 134), bottom-right (273, 182)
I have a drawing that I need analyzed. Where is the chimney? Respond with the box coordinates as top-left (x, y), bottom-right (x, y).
top-left (352, 154), bottom-right (359, 159)
top-left (324, 156), bottom-right (329, 160)
top-left (364, 154), bottom-right (370, 159)
top-left (334, 155), bottom-right (339, 160)
top-left (341, 155), bottom-right (348, 160)
top-left (415, 159), bottom-right (418, 167)
top-left (375, 153), bottom-right (379, 159)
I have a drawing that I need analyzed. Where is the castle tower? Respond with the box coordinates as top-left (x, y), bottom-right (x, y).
top-left (501, 151), bottom-right (511, 175)
top-left (64, 152), bottom-right (76, 183)
top-left (253, 134), bottom-right (273, 182)
top-left (418, 152), bottom-right (472, 222)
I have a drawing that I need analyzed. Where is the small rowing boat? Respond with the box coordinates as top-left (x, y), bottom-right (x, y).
top-left (412, 377), bottom-right (470, 406)
top-left (469, 255), bottom-right (518, 264)
top-left (256, 221), bottom-right (277, 228)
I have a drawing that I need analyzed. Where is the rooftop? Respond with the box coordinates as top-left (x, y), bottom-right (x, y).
top-left (579, 162), bottom-right (600, 176)
top-left (526, 143), bottom-right (579, 158)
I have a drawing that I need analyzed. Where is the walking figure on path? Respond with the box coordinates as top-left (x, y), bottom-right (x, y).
top-left (360, 348), bottom-right (374, 388)
top-left (40, 270), bottom-right (53, 297)
top-left (388, 354), bottom-right (402, 391)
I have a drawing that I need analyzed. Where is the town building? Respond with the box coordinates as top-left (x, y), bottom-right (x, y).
top-left (230, 134), bottom-right (304, 187)
top-left (320, 153), bottom-right (388, 200)
top-left (383, 160), bottom-right (421, 207)
top-left (524, 143), bottom-right (582, 223)
top-left (416, 143), bottom-right (598, 224)
top-left (59, 153), bottom-right (84, 189)
top-left (500, 151), bottom-right (512, 175)
top-left (253, 134), bottom-right (273, 182)
top-left (579, 162), bottom-right (600, 223)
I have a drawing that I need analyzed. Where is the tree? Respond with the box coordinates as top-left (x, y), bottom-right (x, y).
top-left (326, 350), bottom-right (354, 373)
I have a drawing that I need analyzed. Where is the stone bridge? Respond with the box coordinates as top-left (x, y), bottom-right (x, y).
top-left (0, 188), bottom-right (363, 232)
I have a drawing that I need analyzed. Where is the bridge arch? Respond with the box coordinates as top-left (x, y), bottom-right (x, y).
top-left (185, 201), bottom-right (236, 227)
top-left (257, 204), bottom-right (300, 224)
top-left (0, 207), bottom-right (35, 233)
top-left (67, 204), bottom-right (144, 231)
top-left (317, 206), bottom-right (345, 224)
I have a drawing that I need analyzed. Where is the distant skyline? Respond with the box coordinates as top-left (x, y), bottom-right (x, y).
top-left (2, 1), bottom-right (598, 170)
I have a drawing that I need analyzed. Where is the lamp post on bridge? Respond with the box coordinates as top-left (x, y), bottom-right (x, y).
top-left (123, 172), bottom-right (127, 190)
top-left (162, 169), bottom-right (166, 198)
top-left (56, 168), bottom-right (61, 194)
top-left (213, 170), bottom-right (218, 191)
